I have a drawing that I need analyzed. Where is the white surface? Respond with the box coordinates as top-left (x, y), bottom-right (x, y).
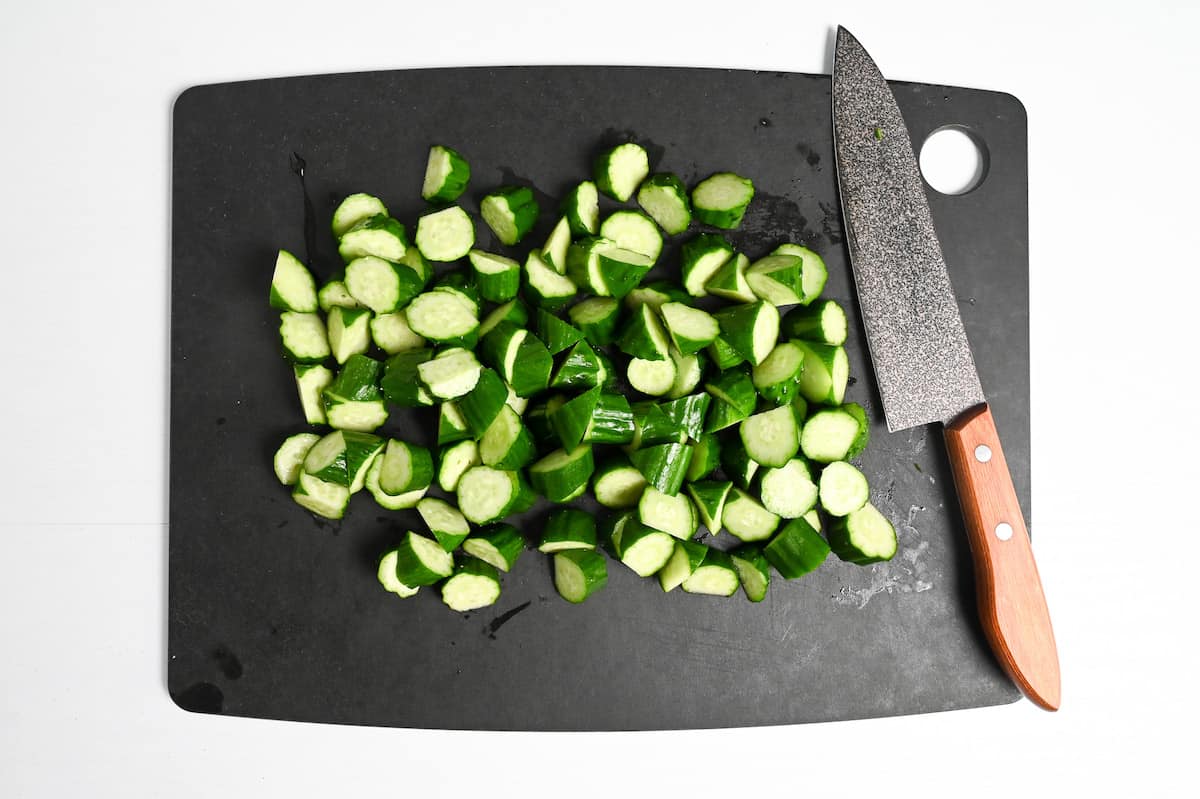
top-left (2, 0), bottom-right (1197, 795)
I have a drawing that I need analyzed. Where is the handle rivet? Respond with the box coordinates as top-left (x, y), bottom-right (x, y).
top-left (974, 444), bottom-right (992, 463)
top-left (995, 522), bottom-right (1013, 541)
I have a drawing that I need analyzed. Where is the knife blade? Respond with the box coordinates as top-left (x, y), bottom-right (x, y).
top-left (832, 26), bottom-right (1061, 711)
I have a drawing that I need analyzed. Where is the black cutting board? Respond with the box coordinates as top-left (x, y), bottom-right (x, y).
top-left (168, 66), bottom-right (1030, 729)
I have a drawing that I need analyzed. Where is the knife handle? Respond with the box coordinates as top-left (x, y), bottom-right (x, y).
top-left (944, 403), bottom-right (1061, 711)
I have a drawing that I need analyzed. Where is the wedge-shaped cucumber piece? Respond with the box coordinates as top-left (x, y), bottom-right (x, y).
top-left (481, 185), bottom-right (539, 245)
top-left (422, 145), bottom-right (470, 202)
top-left (764, 517), bottom-right (830, 578)
top-left (441, 557), bottom-right (501, 612)
top-left (692, 172), bottom-right (754, 229)
top-left (594, 142), bottom-right (649, 202)
top-left (637, 173), bottom-right (692, 235)
top-left (269, 249), bottom-right (318, 312)
top-left (554, 550), bottom-right (608, 603)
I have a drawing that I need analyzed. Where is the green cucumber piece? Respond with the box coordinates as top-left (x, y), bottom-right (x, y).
top-left (481, 185), bottom-right (539, 246)
top-left (745, 254), bottom-right (805, 306)
top-left (722, 489), bottom-right (781, 542)
top-left (843, 402), bottom-right (871, 460)
top-left (612, 520), bottom-right (676, 577)
top-left (318, 279), bottom-right (360, 312)
top-left (468, 250), bottom-right (521, 303)
top-left (714, 300), bottom-right (779, 366)
top-left (438, 439), bottom-right (480, 493)
top-left (583, 393), bottom-right (635, 445)
top-left (759, 458), bottom-right (819, 519)
top-left (730, 546), bottom-right (771, 602)
top-left (752, 341), bottom-right (805, 405)
top-left (819, 461), bottom-right (870, 517)
top-left (417, 497), bottom-right (471, 552)
top-left (441, 557), bottom-right (502, 612)
top-left (781, 299), bottom-right (848, 345)
top-left (629, 442), bottom-right (692, 495)
top-left (719, 436), bottom-right (760, 491)
top-left (479, 298), bottom-right (529, 336)
top-left (370, 310), bottom-right (426, 354)
top-left (551, 387), bottom-right (602, 451)
top-left (680, 233), bottom-right (734, 297)
top-left (422, 145), bottom-right (471, 202)
top-left (529, 445), bottom-right (595, 503)
top-left (638, 486), bottom-right (697, 540)
top-left (542, 216), bottom-right (572, 273)
top-left (417, 347), bottom-right (482, 400)
top-left (636, 173), bottom-right (692, 235)
top-left (593, 455), bottom-right (648, 509)
top-left (627, 357), bottom-right (677, 397)
top-left (568, 297), bottom-right (621, 346)
top-left (659, 302), bottom-right (719, 354)
top-left (365, 457), bottom-right (427, 510)
top-left (740, 405), bottom-right (801, 468)
top-left (707, 334), bottom-right (746, 371)
top-left (666, 348), bottom-right (705, 400)
top-left (561, 180), bottom-right (600, 236)
top-left (686, 480), bottom-right (733, 535)
top-left (828, 503), bottom-right (897, 564)
top-left (691, 172), bottom-right (754, 229)
top-left (773, 243), bottom-right (828, 305)
top-left (525, 250), bottom-right (578, 309)
top-left (457, 466), bottom-right (535, 523)
top-left (703, 368), bottom-right (757, 433)
top-left (793, 340), bottom-right (850, 406)
top-left (377, 549), bottom-right (419, 598)
top-left (462, 524), bottom-right (524, 572)
top-left (600, 209), bottom-right (663, 261)
top-left (536, 308), bottom-right (584, 354)
top-left (764, 517), bottom-right (830, 578)
top-left (554, 550), bottom-right (609, 603)
top-left (406, 290), bottom-right (479, 345)
top-left (344, 255), bottom-right (423, 314)
top-left (338, 214), bottom-right (408, 263)
top-left (705, 252), bottom-right (756, 303)
top-left (381, 348), bottom-right (435, 408)
top-left (628, 402), bottom-right (687, 449)
top-left (377, 439), bottom-right (434, 495)
top-left (617, 304), bottom-right (670, 361)
top-left (658, 539), bottom-right (708, 592)
top-left (800, 407), bottom-right (861, 463)
top-left (393, 531), bottom-right (455, 586)
top-left (594, 142), bottom-right (649, 202)
top-left (269, 250), bottom-right (318, 312)
top-left (686, 434), bottom-right (721, 482)
top-left (274, 433), bottom-right (321, 485)
top-left (294, 363), bottom-right (333, 425)
top-left (292, 471), bottom-right (351, 519)
top-left (457, 368), bottom-right (509, 437)
top-left (656, 393), bottom-right (711, 441)
top-left (479, 406), bottom-right (536, 469)
top-left (538, 508), bottom-right (598, 552)
top-left (681, 548), bottom-right (740, 596)
top-left (326, 305), bottom-right (371, 365)
top-left (551, 340), bottom-right (607, 389)
top-left (332, 193), bottom-right (387, 238)
top-left (279, 311), bottom-right (330, 363)
top-left (624, 281), bottom-right (689, 311)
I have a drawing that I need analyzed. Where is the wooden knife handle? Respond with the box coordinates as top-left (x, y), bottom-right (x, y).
top-left (944, 403), bottom-right (1061, 711)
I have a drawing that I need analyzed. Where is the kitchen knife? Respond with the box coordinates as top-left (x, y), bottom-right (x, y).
top-left (831, 27), bottom-right (1060, 710)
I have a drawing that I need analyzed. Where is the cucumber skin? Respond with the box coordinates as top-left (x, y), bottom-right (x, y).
top-left (764, 518), bottom-right (831, 577)
top-left (554, 550), bottom-right (608, 603)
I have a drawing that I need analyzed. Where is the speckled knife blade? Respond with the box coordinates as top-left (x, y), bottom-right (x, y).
top-left (832, 27), bottom-right (984, 431)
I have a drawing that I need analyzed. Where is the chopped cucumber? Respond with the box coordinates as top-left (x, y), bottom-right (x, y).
top-left (417, 497), bottom-right (471, 552)
top-left (594, 142), bottom-right (649, 202)
top-left (829, 503), bottom-right (897, 564)
top-left (406, 290), bottom-right (479, 345)
top-left (637, 173), bottom-right (692, 234)
top-left (462, 524), bottom-right (524, 572)
top-left (554, 550), bottom-right (608, 603)
top-left (338, 214), bottom-right (408, 263)
top-left (274, 433), bottom-right (321, 485)
top-left (438, 439), bottom-right (480, 493)
top-left (593, 456), bottom-right (648, 509)
top-left (457, 466), bottom-right (534, 523)
top-left (370, 310), bottom-right (426, 354)
top-left (269, 250), bottom-right (318, 312)
top-left (660, 302), bottom-right (719, 354)
top-left (730, 546), bottom-right (771, 602)
top-left (801, 407), bottom-right (861, 463)
top-left (377, 549), bottom-right (419, 599)
top-left (722, 489), bottom-right (780, 542)
top-left (740, 405), bottom-right (801, 468)
top-left (773, 243), bottom-right (828, 304)
top-left (562, 180), bottom-right (600, 236)
top-left (782, 299), bottom-right (848, 345)
top-left (279, 311), bottom-right (330, 363)
top-left (568, 297), bottom-right (621, 346)
top-left (468, 250), bottom-right (522, 303)
top-left (378, 439), bottom-right (434, 495)
top-left (600, 210), bottom-right (663, 261)
top-left (680, 233), bottom-right (734, 297)
top-left (764, 517), bottom-right (830, 578)
top-left (705, 252), bottom-right (756, 303)
top-left (529, 445), bottom-right (595, 503)
top-left (441, 557), bottom-right (501, 612)
top-left (759, 458), bottom-right (819, 519)
top-left (658, 539), bottom-right (707, 592)
top-left (819, 461), bottom-right (870, 517)
top-left (638, 486), bottom-right (697, 540)
top-left (294, 364), bottom-right (333, 425)
top-left (481, 185), bottom-right (539, 246)
top-left (538, 508), bottom-right (597, 552)
top-left (612, 520), bottom-right (676, 577)
top-left (681, 548), bottom-right (739, 596)
top-left (691, 172), bottom-right (754, 229)
top-left (793, 340), bottom-right (850, 405)
top-left (344, 255), bottom-right (423, 314)
top-left (332, 193), bottom-right (387, 238)
top-left (422, 145), bottom-right (470, 203)
top-left (714, 300), bottom-right (779, 365)
top-left (687, 480), bottom-right (732, 535)
top-left (752, 341), bottom-right (805, 405)
top-left (745, 254), bottom-right (804, 306)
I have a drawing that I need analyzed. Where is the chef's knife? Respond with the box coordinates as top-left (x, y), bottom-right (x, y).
top-left (831, 27), bottom-right (1060, 710)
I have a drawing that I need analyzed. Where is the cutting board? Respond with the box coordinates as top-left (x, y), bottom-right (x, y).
top-left (168, 66), bottom-right (1030, 729)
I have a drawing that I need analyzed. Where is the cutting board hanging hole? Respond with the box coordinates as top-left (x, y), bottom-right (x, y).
top-left (920, 125), bottom-right (989, 195)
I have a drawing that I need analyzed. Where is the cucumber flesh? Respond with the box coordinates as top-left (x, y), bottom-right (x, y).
top-left (554, 550), bottom-right (608, 603)
top-left (818, 461), bottom-right (870, 517)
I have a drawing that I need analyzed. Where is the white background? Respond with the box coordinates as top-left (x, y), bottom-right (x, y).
top-left (2, 1), bottom-right (1196, 795)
